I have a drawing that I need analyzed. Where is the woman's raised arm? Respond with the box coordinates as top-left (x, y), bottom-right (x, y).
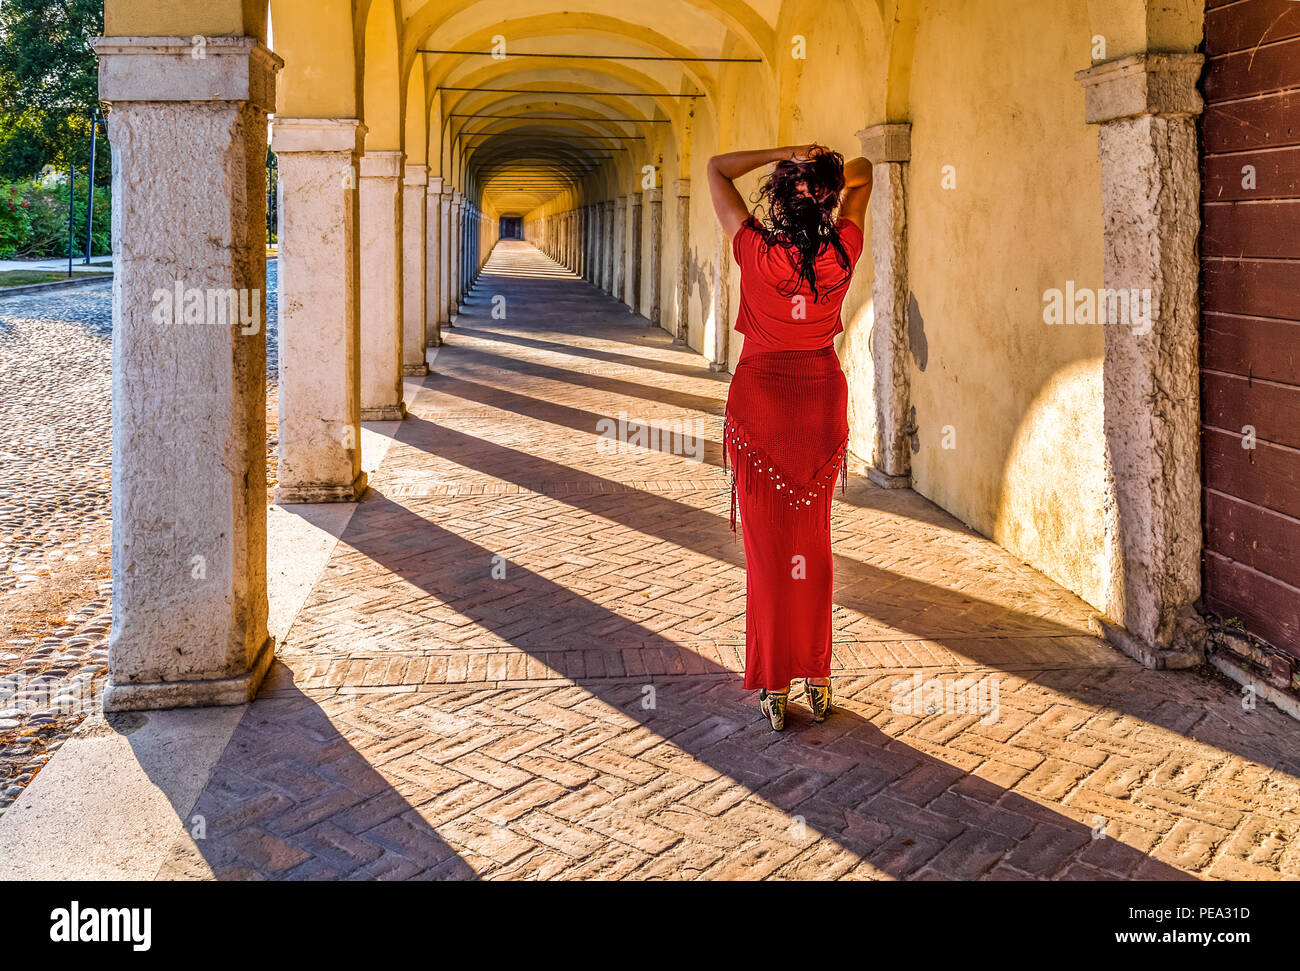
top-left (839, 156), bottom-right (873, 232)
top-left (707, 145), bottom-right (812, 237)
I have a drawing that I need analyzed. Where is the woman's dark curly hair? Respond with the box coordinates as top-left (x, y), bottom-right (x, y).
top-left (750, 145), bottom-right (852, 303)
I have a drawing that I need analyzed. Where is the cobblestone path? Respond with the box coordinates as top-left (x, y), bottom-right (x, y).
top-left (0, 267), bottom-right (280, 813)
top-left (154, 243), bottom-right (1299, 880)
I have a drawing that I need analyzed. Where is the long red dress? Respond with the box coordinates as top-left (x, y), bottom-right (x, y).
top-left (723, 216), bottom-right (865, 690)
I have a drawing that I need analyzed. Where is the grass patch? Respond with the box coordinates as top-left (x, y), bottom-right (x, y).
top-left (0, 269), bottom-right (112, 288)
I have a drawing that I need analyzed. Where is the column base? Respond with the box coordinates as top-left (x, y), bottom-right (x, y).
top-left (708, 361), bottom-right (728, 373)
top-left (274, 471), bottom-right (368, 504)
top-left (103, 636), bottom-right (275, 712)
top-left (867, 467), bottom-right (912, 489)
top-left (1094, 614), bottom-right (1205, 670)
top-left (361, 402), bottom-right (407, 422)
top-left (403, 363), bottom-right (429, 376)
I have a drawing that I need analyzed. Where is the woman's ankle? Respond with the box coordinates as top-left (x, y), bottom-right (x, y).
top-left (807, 677), bottom-right (829, 686)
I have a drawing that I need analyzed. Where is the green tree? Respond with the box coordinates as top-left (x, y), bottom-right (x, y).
top-left (0, 0), bottom-right (103, 180)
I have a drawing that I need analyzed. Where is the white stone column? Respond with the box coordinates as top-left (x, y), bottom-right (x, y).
top-left (575, 209), bottom-right (582, 272)
top-left (629, 194), bottom-right (643, 314)
top-left (425, 176), bottom-right (443, 347)
top-left (580, 206), bottom-right (590, 279)
top-left (463, 201), bottom-right (474, 294)
top-left (358, 150), bottom-right (406, 421)
top-left (93, 35), bottom-right (280, 710)
top-left (646, 188), bottom-right (663, 326)
top-left (270, 117), bottom-right (368, 504)
top-left (603, 200), bottom-right (615, 294)
top-left (708, 226), bottom-right (730, 371)
top-left (612, 195), bottom-right (626, 304)
top-left (462, 198), bottom-right (471, 297)
top-left (587, 203), bottom-right (600, 284)
top-left (449, 191), bottom-right (462, 320)
top-left (403, 163), bottom-right (428, 375)
top-left (438, 185), bottom-right (453, 331)
top-left (857, 122), bottom-right (914, 489)
top-left (578, 209), bottom-right (586, 274)
top-left (672, 179), bottom-right (691, 344)
top-left (1075, 52), bottom-right (1206, 667)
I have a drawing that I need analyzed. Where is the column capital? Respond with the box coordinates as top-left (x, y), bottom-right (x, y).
top-left (1074, 52), bottom-right (1205, 124)
top-left (856, 123), bottom-right (911, 163)
top-left (404, 163), bottom-right (428, 187)
top-left (359, 150), bottom-right (404, 179)
top-left (427, 175), bottom-right (443, 194)
top-left (270, 117), bottom-right (365, 154)
top-left (630, 193), bottom-right (643, 207)
top-left (645, 188), bottom-right (663, 203)
top-left (673, 179), bottom-right (690, 197)
top-left (93, 35), bottom-right (281, 110)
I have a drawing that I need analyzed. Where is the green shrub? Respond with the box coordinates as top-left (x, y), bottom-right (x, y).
top-left (0, 175), bottom-right (111, 259)
top-left (0, 181), bottom-right (32, 258)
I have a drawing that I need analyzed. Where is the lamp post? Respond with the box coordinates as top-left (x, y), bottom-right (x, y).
top-left (67, 156), bottom-right (74, 277)
top-left (84, 107), bottom-right (104, 264)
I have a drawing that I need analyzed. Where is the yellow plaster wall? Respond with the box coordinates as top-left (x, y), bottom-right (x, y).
top-left (905, 0), bottom-right (1109, 610)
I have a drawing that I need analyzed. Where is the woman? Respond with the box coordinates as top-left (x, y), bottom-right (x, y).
top-left (707, 143), bottom-right (872, 731)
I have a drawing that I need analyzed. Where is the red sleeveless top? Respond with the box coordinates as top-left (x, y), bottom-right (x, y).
top-left (731, 216), bottom-right (865, 357)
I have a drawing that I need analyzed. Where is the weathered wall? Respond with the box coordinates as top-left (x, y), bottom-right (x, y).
top-left (906, 0), bottom-right (1110, 610)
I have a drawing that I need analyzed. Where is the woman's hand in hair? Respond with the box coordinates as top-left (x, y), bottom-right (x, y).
top-left (790, 143), bottom-right (834, 163)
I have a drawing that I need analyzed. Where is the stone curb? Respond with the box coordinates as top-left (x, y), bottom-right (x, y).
top-left (0, 274), bottom-right (113, 297)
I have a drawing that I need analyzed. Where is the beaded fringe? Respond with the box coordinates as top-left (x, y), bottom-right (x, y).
top-left (723, 412), bottom-right (847, 542)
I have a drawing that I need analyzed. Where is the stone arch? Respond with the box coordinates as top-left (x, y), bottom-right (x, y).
top-left (882, 0), bottom-right (921, 123)
top-left (361, 0), bottom-right (405, 151)
top-left (268, 0), bottom-right (360, 116)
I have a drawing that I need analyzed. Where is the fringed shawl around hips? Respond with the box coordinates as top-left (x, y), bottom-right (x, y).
top-left (722, 347), bottom-right (848, 541)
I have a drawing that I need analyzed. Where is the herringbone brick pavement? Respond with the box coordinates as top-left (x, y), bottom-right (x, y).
top-left (156, 242), bottom-right (1300, 880)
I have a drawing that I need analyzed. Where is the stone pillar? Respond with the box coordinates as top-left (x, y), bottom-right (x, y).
top-left (449, 191), bottom-right (462, 317)
top-left (358, 150), bottom-right (406, 421)
top-left (576, 209), bottom-right (583, 273)
top-left (93, 36), bottom-right (280, 710)
top-left (271, 117), bottom-right (368, 504)
top-left (646, 187), bottom-right (663, 326)
top-left (1075, 52), bottom-right (1206, 667)
top-left (612, 196), bottom-right (626, 304)
top-left (708, 227), bottom-right (730, 371)
top-left (672, 179), bottom-right (691, 344)
top-left (438, 185), bottom-right (453, 330)
top-left (588, 203), bottom-right (600, 284)
top-left (425, 176), bottom-right (443, 348)
top-left (579, 207), bottom-right (588, 278)
top-left (576, 207), bottom-right (585, 276)
top-left (857, 122), bottom-right (913, 489)
top-left (464, 202), bottom-right (474, 293)
top-left (463, 201), bottom-right (470, 292)
top-left (403, 164), bottom-right (428, 375)
top-left (603, 200), bottom-right (615, 294)
top-left (629, 194), bottom-right (642, 313)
